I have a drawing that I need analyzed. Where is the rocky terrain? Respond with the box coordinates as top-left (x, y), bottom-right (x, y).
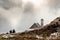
top-left (19, 17), bottom-right (60, 36)
top-left (15, 17), bottom-right (60, 40)
top-left (0, 17), bottom-right (60, 40)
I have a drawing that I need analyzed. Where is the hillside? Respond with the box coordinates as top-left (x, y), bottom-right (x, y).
top-left (16, 17), bottom-right (60, 40)
top-left (0, 17), bottom-right (60, 40)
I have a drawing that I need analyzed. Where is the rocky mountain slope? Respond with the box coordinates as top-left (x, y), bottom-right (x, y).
top-left (1, 17), bottom-right (60, 40)
top-left (19, 17), bottom-right (60, 36)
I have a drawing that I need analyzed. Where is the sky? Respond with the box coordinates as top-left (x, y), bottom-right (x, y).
top-left (0, 0), bottom-right (60, 33)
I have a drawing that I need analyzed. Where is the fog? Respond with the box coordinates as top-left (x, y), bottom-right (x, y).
top-left (0, 0), bottom-right (60, 33)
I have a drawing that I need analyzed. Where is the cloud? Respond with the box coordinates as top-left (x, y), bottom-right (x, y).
top-left (23, 2), bottom-right (34, 13)
top-left (0, 0), bottom-right (22, 10)
top-left (47, 0), bottom-right (60, 9)
top-left (45, 0), bottom-right (60, 15)
top-left (0, 0), bottom-right (23, 33)
top-left (0, 0), bottom-right (60, 33)
top-left (0, 0), bottom-right (36, 33)
top-left (0, 17), bottom-right (11, 33)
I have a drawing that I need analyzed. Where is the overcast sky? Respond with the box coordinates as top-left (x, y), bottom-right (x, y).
top-left (0, 0), bottom-right (60, 33)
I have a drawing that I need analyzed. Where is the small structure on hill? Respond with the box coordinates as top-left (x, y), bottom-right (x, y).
top-left (41, 19), bottom-right (44, 26)
top-left (30, 18), bottom-right (44, 29)
top-left (30, 23), bottom-right (40, 29)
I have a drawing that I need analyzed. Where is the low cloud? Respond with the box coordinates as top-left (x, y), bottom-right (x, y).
top-left (0, 0), bottom-right (60, 33)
